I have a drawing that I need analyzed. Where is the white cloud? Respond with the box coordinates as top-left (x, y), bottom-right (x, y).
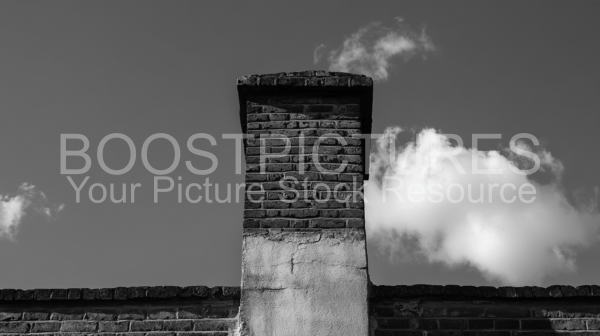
top-left (313, 44), bottom-right (326, 64)
top-left (0, 183), bottom-right (64, 241)
top-left (366, 127), bottom-right (600, 285)
top-left (319, 21), bottom-right (434, 81)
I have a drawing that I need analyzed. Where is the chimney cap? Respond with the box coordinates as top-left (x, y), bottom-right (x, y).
top-left (237, 71), bottom-right (373, 87)
top-left (236, 70), bottom-right (373, 138)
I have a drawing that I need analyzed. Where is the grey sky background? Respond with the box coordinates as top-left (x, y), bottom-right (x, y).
top-left (0, 1), bottom-right (599, 288)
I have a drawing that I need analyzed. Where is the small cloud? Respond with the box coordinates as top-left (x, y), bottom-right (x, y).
top-left (313, 44), bottom-right (326, 64)
top-left (0, 183), bottom-right (64, 241)
top-left (316, 19), bottom-right (435, 81)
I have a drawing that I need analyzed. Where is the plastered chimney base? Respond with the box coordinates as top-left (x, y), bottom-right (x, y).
top-left (239, 228), bottom-right (369, 336)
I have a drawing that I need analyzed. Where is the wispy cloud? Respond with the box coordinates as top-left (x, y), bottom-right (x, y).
top-left (313, 44), bottom-right (326, 64)
top-left (0, 183), bottom-right (64, 241)
top-left (315, 20), bottom-right (435, 81)
top-left (366, 127), bottom-right (600, 285)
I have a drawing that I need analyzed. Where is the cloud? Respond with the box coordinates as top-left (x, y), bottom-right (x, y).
top-left (313, 44), bottom-right (326, 64)
top-left (0, 183), bottom-right (64, 241)
top-left (366, 127), bottom-right (600, 285)
top-left (317, 21), bottom-right (434, 81)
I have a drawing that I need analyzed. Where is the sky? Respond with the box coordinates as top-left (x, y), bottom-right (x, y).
top-left (0, 0), bottom-right (599, 289)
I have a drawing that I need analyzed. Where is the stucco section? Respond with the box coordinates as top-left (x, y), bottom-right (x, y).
top-left (239, 228), bottom-right (369, 336)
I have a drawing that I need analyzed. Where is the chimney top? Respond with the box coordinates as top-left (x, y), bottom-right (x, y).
top-left (237, 70), bottom-right (373, 87)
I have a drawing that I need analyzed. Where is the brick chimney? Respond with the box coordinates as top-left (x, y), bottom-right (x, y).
top-left (236, 71), bottom-right (373, 336)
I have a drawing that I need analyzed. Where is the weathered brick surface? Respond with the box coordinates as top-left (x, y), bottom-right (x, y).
top-left (370, 284), bottom-right (600, 335)
top-left (240, 73), bottom-right (370, 231)
top-left (0, 286), bottom-right (239, 334)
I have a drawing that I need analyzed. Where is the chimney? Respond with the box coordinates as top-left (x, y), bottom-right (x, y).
top-left (236, 71), bottom-right (373, 336)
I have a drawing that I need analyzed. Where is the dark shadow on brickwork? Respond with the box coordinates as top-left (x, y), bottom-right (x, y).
top-left (370, 284), bottom-right (600, 336)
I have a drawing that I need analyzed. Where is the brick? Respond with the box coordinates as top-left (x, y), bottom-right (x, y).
top-left (146, 286), bottom-right (165, 298)
top-left (61, 321), bottom-right (98, 332)
top-left (0, 289), bottom-right (15, 301)
top-left (290, 219), bottom-right (309, 228)
top-left (31, 321), bottom-right (61, 332)
top-left (410, 318), bottom-right (438, 329)
top-left (377, 318), bottom-right (410, 329)
top-left (561, 285), bottom-right (578, 297)
top-left (310, 218), bottom-right (346, 228)
top-left (50, 312), bottom-right (84, 320)
top-left (479, 286), bottom-right (499, 298)
top-left (163, 320), bottom-right (192, 331)
top-left (498, 287), bottom-right (518, 298)
top-left (448, 307), bottom-right (484, 317)
top-left (193, 319), bottom-right (237, 331)
top-left (177, 307), bottom-right (205, 319)
top-left (222, 286), bottom-right (240, 298)
top-left (193, 286), bottom-right (210, 297)
top-left (373, 307), bottom-right (395, 317)
top-left (86, 311), bottom-right (117, 321)
top-left (260, 219), bottom-right (289, 228)
top-left (23, 312), bottom-right (50, 320)
top-left (468, 319), bottom-right (494, 329)
top-left (130, 321), bottom-right (162, 331)
top-left (547, 285), bottom-right (563, 297)
top-left (438, 319), bottom-right (467, 329)
top-left (34, 289), bottom-right (52, 300)
top-left (0, 313), bottom-right (21, 321)
top-left (444, 285), bottom-right (461, 296)
top-left (0, 322), bottom-right (30, 333)
top-left (531, 286), bottom-right (550, 298)
top-left (205, 307), bottom-right (232, 319)
top-left (550, 319), bottom-right (586, 330)
top-left (485, 307), bottom-right (530, 318)
top-left (243, 219), bottom-right (260, 228)
top-left (244, 210), bottom-right (266, 218)
top-left (521, 319), bottom-right (552, 330)
top-left (494, 319), bottom-right (519, 329)
top-left (67, 288), bottom-right (82, 300)
top-left (279, 209), bottom-right (319, 218)
top-left (338, 209), bottom-right (364, 218)
top-left (588, 319), bottom-right (600, 330)
top-left (117, 309), bottom-right (145, 320)
top-left (375, 331), bottom-right (423, 336)
top-left (178, 286), bottom-right (194, 298)
top-left (247, 114), bottom-right (269, 122)
top-left (308, 105), bottom-right (334, 112)
top-left (575, 285), bottom-right (591, 297)
top-left (99, 321), bottom-right (129, 332)
top-left (126, 286), bottom-right (147, 299)
top-left (148, 309), bottom-right (176, 320)
top-left (101, 288), bottom-right (115, 299)
top-left (14, 289), bottom-right (34, 300)
top-left (50, 289), bottom-right (68, 300)
top-left (421, 307), bottom-right (447, 317)
top-left (263, 201), bottom-right (291, 209)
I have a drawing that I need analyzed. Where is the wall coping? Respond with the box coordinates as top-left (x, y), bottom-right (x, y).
top-left (237, 71), bottom-right (373, 87)
top-left (370, 284), bottom-right (600, 300)
top-left (0, 286), bottom-right (240, 302)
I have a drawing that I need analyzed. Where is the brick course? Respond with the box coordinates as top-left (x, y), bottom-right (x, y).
top-left (370, 284), bottom-right (600, 335)
top-left (0, 286), bottom-right (239, 335)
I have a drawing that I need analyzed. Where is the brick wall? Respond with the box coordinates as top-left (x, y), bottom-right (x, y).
top-left (0, 286), bottom-right (239, 336)
top-left (370, 284), bottom-right (600, 335)
top-left (238, 71), bottom-right (373, 230)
